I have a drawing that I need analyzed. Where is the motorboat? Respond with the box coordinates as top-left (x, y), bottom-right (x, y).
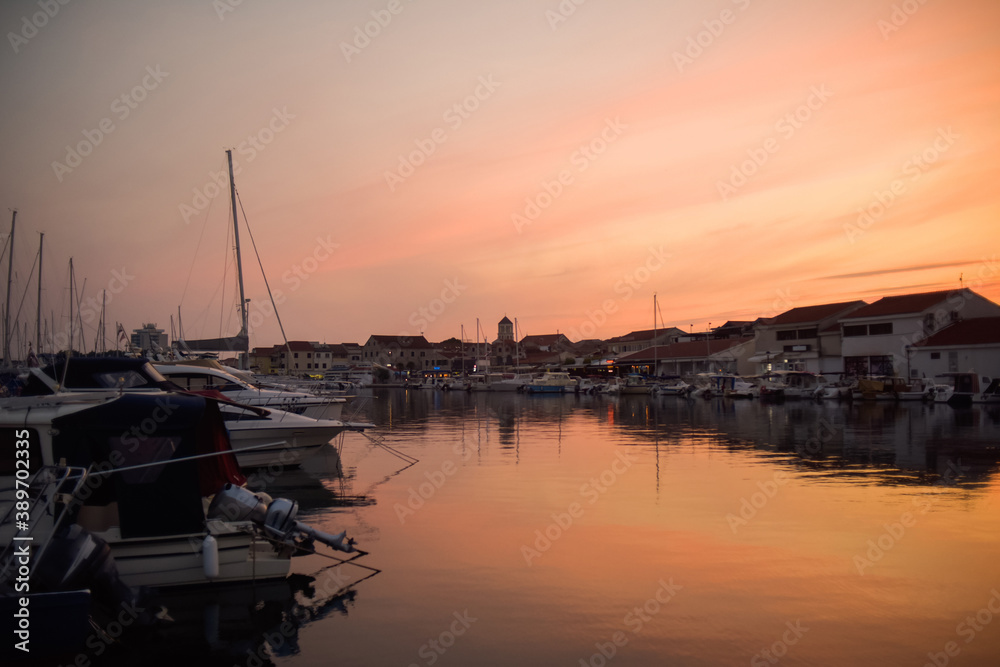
top-left (18, 358), bottom-right (361, 469)
top-left (853, 376), bottom-right (911, 401)
top-left (657, 378), bottom-right (692, 397)
top-left (814, 377), bottom-right (855, 400)
top-left (928, 372), bottom-right (990, 406)
top-left (760, 371), bottom-right (824, 399)
top-left (607, 374), bottom-right (654, 395)
top-left (981, 378), bottom-right (1000, 404)
top-left (491, 372), bottom-right (534, 392)
top-left (155, 360), bottom-right (346, 421)
top-left (0, 391), bottom-right (360, 593)
top-left (522, 371), bottom-right (577, 394)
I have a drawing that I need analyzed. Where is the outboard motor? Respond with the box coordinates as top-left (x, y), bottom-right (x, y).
top-left (207, 485), bottom-right (356, 554)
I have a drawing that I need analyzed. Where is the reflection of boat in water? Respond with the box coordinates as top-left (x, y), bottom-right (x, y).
top-left (102, 571), bottom-right (366, 665)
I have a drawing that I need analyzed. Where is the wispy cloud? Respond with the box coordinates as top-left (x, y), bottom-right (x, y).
top-left (824, 262), bottom-right (976, 281)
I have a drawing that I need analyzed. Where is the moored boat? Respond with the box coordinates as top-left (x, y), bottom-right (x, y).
top-left (0, 392), bottom-right (361, 592)
top-left (522, 371), bottom-right (577, 394)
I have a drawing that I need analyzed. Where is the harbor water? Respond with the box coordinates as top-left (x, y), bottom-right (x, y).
top-left (104, 391), bottom-right (1000, 666)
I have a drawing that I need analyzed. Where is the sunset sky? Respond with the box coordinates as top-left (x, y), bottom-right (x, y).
top-left (1, 0), bottom-right (998, 353)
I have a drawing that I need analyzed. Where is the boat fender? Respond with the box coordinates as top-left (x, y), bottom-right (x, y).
top-left (202, 535), bottom-right (219, 579)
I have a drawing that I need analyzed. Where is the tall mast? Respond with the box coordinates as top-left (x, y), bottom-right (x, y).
top-left (653, 293), bottom-right (657, 377)
top-left (36, 232), bottom-right (43, 354)
top-left (99, 289), bottom-right (107, 354)
top-left (4, 210), bottom-right (15, 364)
top-left (227, 149), bottom-right (249, 368)
top-left (68, 258), bottom-right (74, 357)
top-left (514, 318), bottom-right (520, 370)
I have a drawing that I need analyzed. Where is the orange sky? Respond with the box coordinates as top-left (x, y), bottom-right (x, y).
top-left (0, 0), bottom-right (997, 351)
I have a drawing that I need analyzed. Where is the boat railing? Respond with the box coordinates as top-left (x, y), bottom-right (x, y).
top-left (0, 465), bottom-right (90, 583)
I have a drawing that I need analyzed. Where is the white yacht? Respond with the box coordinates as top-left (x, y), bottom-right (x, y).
top-left (155, 360), bottom-right (345, 421)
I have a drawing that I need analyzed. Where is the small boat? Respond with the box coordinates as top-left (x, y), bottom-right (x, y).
top-left (719, 376), bottom-right (760, 399)
top-left (928, 372), bottom-right (988, 406)
top-left (814, 377), bottom-right (855, 400)
top-left (492, 372), bottom-right (534, 392)
top-left (522, 371), bottom-right (577, 394)
top-left (656, 378), bottom-right (692, 397)
top-left (613, 374), bottom-right (654, 395)
top-left (895, 377), bottom-right (935, 401)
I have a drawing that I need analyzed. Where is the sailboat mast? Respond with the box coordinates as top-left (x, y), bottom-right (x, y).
top-left (36, 232), bottom-right (43, 354)
top-left (68, 258), bottom-right (74, 353)
top-left (653, 293), bottom-right (657, 377)
top-left (4, 210), bottom-right (15, 364)
top-left (227, 149), bottom-right (249, 367)
top-left (514, 318), bottom-right (520, 369)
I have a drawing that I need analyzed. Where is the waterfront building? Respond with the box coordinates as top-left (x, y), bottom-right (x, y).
top-left (750, 301), bottom-right (867, 374)
top-left (838, 288), bottom-right (1000, 377)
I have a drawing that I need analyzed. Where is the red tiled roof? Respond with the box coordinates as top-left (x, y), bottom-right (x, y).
top-left (606, 327), bottom-right (684, 343)
top-left (769, 301), bottom-right (866, 326)
top-left (520, 334), bottom-right (570, 347)
top-left (914, 317), bottom-right (1000, 347)
top-left (365, 335), bottom-right (432, 348)
top-left (616, 338), bottom-right (749, 362)
top-left (841, 290), bottom-right (965, 319)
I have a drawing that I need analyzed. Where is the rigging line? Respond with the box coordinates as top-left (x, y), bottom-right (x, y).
top-left (236, 189), bottom-right (289, 346)
top-left (656, 298), bottom-right (667, 334)
top-left (11, 250), bottom-right (40, 334)
top-left (178, 157), bottom-right (223, 308)
top-left (219, 206), bottom-right (234, 338)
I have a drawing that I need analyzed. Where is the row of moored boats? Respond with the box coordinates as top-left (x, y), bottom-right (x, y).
top-left (405, 369), bottom-right (1000, 405)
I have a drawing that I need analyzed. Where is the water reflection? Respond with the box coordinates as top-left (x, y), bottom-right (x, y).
top-left (352, 389), bottom-right (1000, 491)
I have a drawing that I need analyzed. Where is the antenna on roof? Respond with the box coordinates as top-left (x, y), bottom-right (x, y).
top-left (959, 273), bottom-right (963, 288)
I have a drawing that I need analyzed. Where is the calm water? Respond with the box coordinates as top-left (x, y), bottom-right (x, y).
top-left (104, 391), bottom-right (1000, 666)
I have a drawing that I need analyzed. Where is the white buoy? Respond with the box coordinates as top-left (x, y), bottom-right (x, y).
top-left (202, 534), bottom-right (219, 579)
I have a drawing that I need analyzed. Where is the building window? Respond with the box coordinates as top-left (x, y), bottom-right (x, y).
top-left (843, 325), bottom-right (867, 337)
top-left (930, 352), bottom-right (940, 360)
top-left (948, 351), bottom-right (958, 372)
top-left (294, 352), bottom-right (299, 358)
top-left (777, 330), bottom-right (797, 341)
top-left (844, 356), bottom-right (868, 376)
top-left (868, 323), bottom-right (893, 336)
top-left (870, 355), bottom-right (894, 376)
